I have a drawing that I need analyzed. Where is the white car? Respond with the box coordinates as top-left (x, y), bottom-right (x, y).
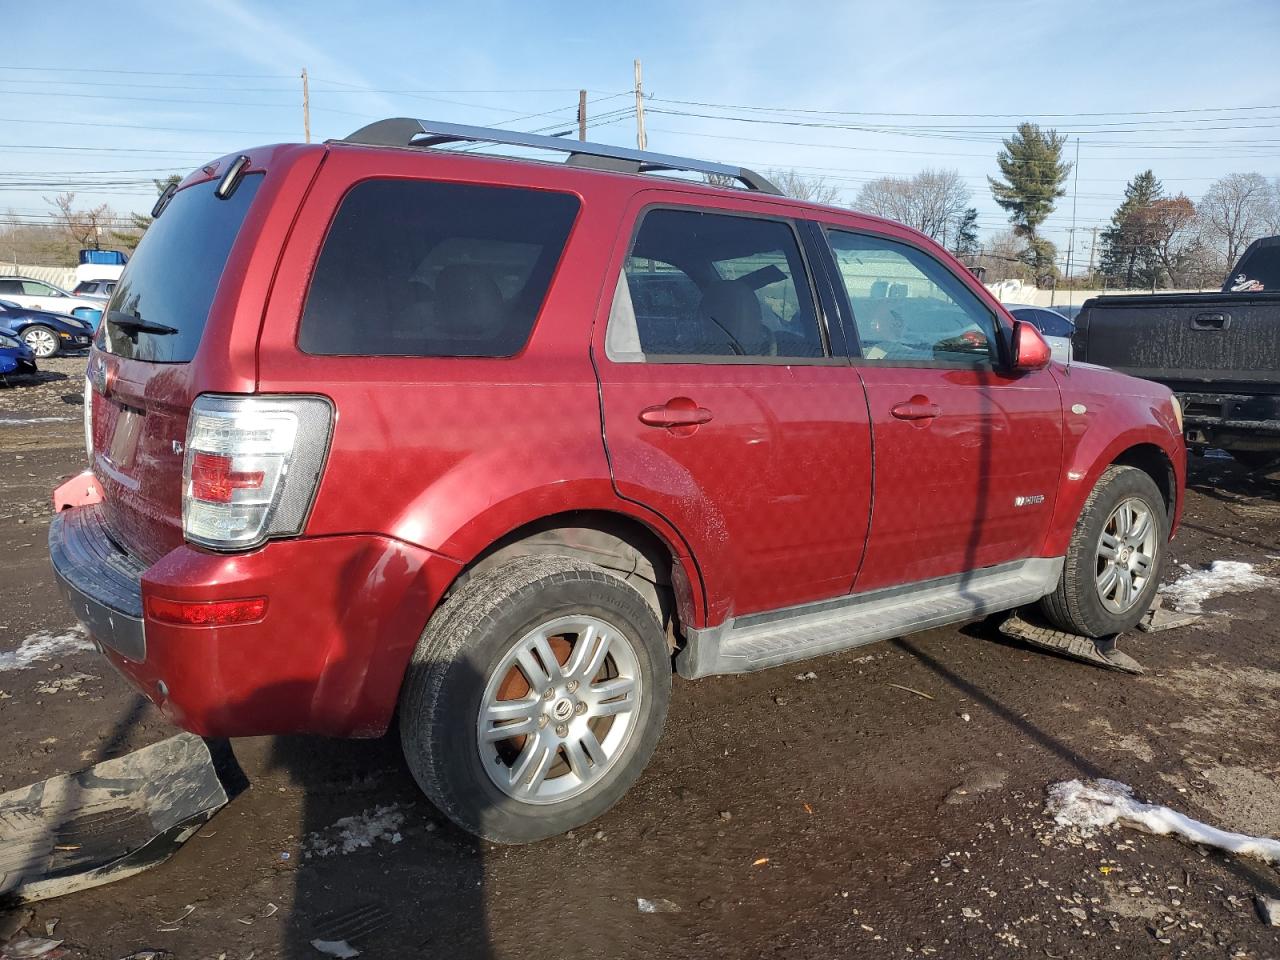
top-left (1003, 304), bottom-right (1074, 364)
top-left (0, 276), bottom-right (107, 316)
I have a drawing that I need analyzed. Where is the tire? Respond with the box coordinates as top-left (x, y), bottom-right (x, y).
top-left (1039, 465), bottom-right (1168, 637)
top-left (22, 325), bottom-right (59, 359)
top-left (399, 555), bottom-right (671, 843)
top-left (1227, 450), bottom-right (1279, 473)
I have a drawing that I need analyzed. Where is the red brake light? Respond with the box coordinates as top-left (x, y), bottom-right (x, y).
top-left (189, 451), bottom-right (265, 504)
top-left (146, 596), bottom-right (268, 626)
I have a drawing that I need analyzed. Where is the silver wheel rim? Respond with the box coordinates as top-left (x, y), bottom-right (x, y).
top-left (477, 615), bottom-right (643, 805)
top-left (25, 329), bottom-right (56, 357)
top-left (1095, 497), bottom-right (1157, 614)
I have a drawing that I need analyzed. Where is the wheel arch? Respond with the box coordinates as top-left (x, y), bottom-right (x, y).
top-left (442, 508), bottom-right (703, 647)
top-left (1111, 442), bottom-right (1176, 518)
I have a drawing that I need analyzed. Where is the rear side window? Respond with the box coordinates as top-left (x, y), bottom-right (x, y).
top-left (606, 208), bottom-right (824, 362)
top-left (299, 180), bottom-right (580, 357)
top-left (102, 175), bottom-right (263, 362)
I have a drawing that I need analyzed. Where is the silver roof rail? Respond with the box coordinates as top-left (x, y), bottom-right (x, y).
top-left (340, 118), bottom-right (782, 195)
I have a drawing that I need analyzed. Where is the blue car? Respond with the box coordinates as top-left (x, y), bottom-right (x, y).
top-left (0, 298), bottom-right (94, 358)
top-left (0, 330), bottom-right (37, 377)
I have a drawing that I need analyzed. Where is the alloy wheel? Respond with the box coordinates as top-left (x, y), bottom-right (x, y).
top-left (477, 615), bottom-right (643, 805)
top-left (23, 328), bottom-right (57, 358)
top-left (1094, 497), bottom-right (1157, 614)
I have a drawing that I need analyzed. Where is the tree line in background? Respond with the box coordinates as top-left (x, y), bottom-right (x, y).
top-left (777, 121), bottom-right (1279, 290)
top-left (0, 175), bottom-right (179, 268)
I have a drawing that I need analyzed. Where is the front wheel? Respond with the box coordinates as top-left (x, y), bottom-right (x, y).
top-left (22, 325), bottom-right (59, 358)
top-left (1040, 465), bottom-right (1168, 637)
top-left (399, 555), bottom-right (671, 843)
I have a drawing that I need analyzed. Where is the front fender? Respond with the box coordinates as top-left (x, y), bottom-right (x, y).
top-left (1040, 391), bottom-right (1184, 557)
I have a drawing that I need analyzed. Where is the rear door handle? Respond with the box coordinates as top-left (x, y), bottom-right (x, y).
top-left (639, 397), bottom-right (713, 429)
top-left (1191, 312), bottom-right (1230, 330)
top-left (891, 396), bottom-right (940, 421)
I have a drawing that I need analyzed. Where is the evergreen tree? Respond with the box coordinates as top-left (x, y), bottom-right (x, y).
top-left (112, 174), bottom-right (181, 251)
top-left (1099, 171), bottom-right (1163, 288)
top-left (952, 207), bottom-right (980, 258)
top-left (987, 123), bottom-right (1071, 278)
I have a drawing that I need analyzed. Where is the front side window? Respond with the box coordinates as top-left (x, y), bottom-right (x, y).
top-left (22, 281), bottom-right (58, 296)
top-left (607, 208), bottom-right (824, 361)
top-left (828, 230), bottom-right (999, 366)
top-left (300, 179), bottom-right (579, 358)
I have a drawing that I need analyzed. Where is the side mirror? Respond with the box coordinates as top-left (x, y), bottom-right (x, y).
top-left (1012, 320), bottom-right (1052, 371)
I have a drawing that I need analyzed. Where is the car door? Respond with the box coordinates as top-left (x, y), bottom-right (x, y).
top-left (593, 195), bottom-right (873, 624)
top-left (20, 280), bottom-right (61, 313)
top-left (817, 224), bottom-right (1064, 592)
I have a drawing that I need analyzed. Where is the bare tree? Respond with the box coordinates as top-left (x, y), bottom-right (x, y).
top-left (1147, 194), bottom-right (1198, 287)
top-left (853, 168), bottom-right (971, 245)
top-left (766, 169), bottom-right (842, 205)
top-left (1199, 173), bottom-right (1273, 268)
top-left (46, 192), bottom-right (115, 251)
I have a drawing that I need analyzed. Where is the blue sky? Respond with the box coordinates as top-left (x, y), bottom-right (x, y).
top-left (4, 0), bottom-right (1279, 267)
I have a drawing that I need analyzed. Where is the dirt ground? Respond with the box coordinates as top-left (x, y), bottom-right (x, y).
top-left (1, 355), bottom-right (1278, 960)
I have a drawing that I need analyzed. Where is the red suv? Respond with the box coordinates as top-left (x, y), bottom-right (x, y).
top-left (50, 119), bottom-right (1185, 843)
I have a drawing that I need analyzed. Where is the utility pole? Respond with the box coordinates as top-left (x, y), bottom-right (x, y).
top-left (633, 59), bottom-right (647, 150)
top-left (1064, 137), bottom-right (1080, 287)
top-left (578, 89), bottom-right (587, 141)
top-left (301, 68), bottom-right (311, 144)
top-left (1087, 225), bottom-right (1098, 276)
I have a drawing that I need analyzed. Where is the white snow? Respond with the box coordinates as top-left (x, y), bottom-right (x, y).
top-left (0, 627), bottom-right (93, 671)
top-left (304, 804), bottom-right (405, 858)
top-left (637, 897), bottom-right (682, 914)
top-left (1159, 560), bottom-right (1271, 613)
top-left (310, 940), bottom-right (360, 958)
top-left (1047, 778), bottom-right (1280, 866)
top-left (0, 416), bottom-right (75, 424)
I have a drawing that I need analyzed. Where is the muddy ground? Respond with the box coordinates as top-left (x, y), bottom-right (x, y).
top-left (1, 355), bottom-right (1278, 960)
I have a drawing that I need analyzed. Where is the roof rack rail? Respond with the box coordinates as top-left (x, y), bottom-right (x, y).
top-left (340, 118), bottom-right (782, 195)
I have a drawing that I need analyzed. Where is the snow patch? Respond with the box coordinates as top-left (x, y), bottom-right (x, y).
top-left (310, 940), bottom-right (360, 958)
top-left (0, 416), bottom-right (75, 424)
top-left (304, 804), bottom-right (405, 858)
top-left (0, 627), bottom-right (92, 671)
top-left (1047, 778), bottom-right (1280, 865)
top-left (1159, 560), bottom-right (1270, 613)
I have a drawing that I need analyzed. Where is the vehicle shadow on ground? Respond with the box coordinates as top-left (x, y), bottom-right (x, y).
top-left (892, 634), bottom-right (1280, 902)
top-left (230, 668), bottom-right (497, 959)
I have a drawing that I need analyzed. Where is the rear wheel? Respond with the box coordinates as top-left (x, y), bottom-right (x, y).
top-left (1040, 465), bottom-right (1167, 637)
top-left (399, 555), bottom-right (671, 843)
top-left (22, 325), bottom-right (59, 358)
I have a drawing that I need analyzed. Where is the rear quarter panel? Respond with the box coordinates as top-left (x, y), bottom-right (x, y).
top-left (254, 146), bottom-right (705, 622)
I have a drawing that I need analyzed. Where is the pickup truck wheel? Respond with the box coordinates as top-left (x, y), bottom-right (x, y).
top-left (1040, 465), bottom-right (1167, 637)
top-left (399, 555), bottom-right (671, 843)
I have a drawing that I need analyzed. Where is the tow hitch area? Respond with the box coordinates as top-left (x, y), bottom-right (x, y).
top-left (998, 613), bottom-right (1145, 675)
top-left (0, 733), bottom-right (243, 903)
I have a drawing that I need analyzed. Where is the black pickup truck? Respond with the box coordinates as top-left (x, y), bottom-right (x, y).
top-left (1073, 236), bottom-right (1280, 470)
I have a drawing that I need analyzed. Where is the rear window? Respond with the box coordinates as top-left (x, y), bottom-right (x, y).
top-left (101, 174), bottom-right (263, 362)
top-left (298, 179), bottom-right (580, 357)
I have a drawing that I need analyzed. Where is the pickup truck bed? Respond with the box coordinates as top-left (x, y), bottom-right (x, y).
top-left (1073, 290), bottom-right (1280, 465)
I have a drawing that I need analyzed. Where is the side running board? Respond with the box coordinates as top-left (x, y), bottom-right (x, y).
top-left (676, 557), bottom-right (1064, 679)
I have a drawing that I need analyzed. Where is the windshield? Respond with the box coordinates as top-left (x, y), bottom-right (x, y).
top-left (101, 173), bottom-right (262, 362)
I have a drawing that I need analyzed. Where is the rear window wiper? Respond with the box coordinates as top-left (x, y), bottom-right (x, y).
top-left (107, 311), bottom-right (177, 335)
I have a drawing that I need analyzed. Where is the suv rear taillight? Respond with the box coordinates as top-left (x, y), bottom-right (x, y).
top-left (182, 394), bottom-right (333, 550)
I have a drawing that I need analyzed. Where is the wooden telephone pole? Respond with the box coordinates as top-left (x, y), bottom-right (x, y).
top-left (578, 89), bottom-right (587, 141)
top-left (301, 68), bottom-right (311, 144)
top-left (633, 59), bottom-right (647, 150)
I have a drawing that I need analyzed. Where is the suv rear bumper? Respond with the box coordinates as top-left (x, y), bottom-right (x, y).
top-left (49, 502), bottom-right (462, 739)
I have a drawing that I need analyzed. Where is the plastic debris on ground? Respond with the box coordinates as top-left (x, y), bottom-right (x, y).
top-left (310, 939), bottom-right (361, 958)
top-left (0, 938), bottom-right (63, 960)
top-left (303, 804), bottom-right (405, 858)
top-left (637, 897), bottom-right (682, 914)
top-left (1159, 560), bottom-right (1271, 613)
top-left (999, 614), bottom-right (1143, 674)
top-left (1047, 778), bottom-right (1280, 865)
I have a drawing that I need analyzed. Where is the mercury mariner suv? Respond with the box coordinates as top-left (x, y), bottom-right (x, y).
top-left (49, 119), bottom-right (1185, 842)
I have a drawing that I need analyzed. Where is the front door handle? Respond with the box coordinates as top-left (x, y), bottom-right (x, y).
top-left (639, 397), bottom-right (713, 431)
top-left (891, 396), bottom-right (940, 421)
